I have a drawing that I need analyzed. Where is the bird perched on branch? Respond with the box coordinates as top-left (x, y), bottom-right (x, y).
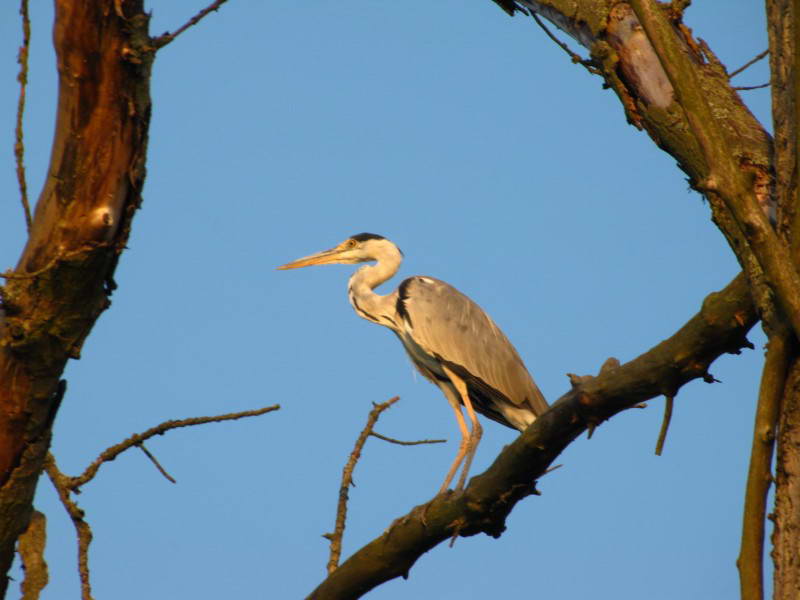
top-left (278, 233), bottom-right (547, 493)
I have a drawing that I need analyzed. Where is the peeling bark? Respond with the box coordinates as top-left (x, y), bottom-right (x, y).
top-left (0, 1), bottom-right (152, 592)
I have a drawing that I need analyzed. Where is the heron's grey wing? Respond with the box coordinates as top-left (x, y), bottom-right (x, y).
top-left (398, 276), bottom-right (548, 427)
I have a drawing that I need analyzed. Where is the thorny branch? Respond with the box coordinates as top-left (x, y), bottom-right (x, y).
top-left (152, 0), bottom-right (229, 49)
top-left (15, 0), bottom-right (32, 232)
top-left (68, 405), bottom-right (280, 490)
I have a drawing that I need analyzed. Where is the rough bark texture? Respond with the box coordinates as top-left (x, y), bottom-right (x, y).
top-left (738, 333), bottom-right (789, 600)
top-left (773, 357), bottom-right (800, 600)
top-left (0, 1), bottom-right (152, 592)
top-left (766, 1), bottom-right (800, 599)
top-left (308, 273), bottom-right (757, 599)
top-left (513, 1), bottom-right (779, 329)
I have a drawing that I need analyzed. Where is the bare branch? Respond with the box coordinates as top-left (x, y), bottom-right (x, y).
top-left (136, 442), bottom-right (177, 483)
top-left (18, 510), bottom-right (48, 600)
top-left (307, 273), bottom-right (757, 599)
top-left (369, 432), bottom-right (446, 446)
top-left (654, 395), bottom-right (674, 456)
top-left (529, 12), bottom-right (601, 75)
top-left (738, 333), bottom-right (789, 600)
top-left (733, 83), bottom-right (770, 91)
top-left (325, 397), bottom-right (400, 575)
top-left (69, 404), bottom-right (280, 490)
top-left (14, 0), bottom-right (32, 232)
top-left (729, 49), bottom-right (769, 79)
top-left (153, 0), bottom-right (229, 49)
top-left (629, 0), bottom-right (800, 340)
top-left (44, 455), bottom-right (94, 600)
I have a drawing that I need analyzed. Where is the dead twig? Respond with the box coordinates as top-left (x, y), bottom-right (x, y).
top-left (530, 12), bottom-right (602, 75)
top-left (44, 455), bottom-right (94, 600)
top-left (15, 0), bottom-right (32, 232)
top-left (369, 431), bottom-right (445, 446)
top-left (729, 49), bottom-right (769, 79)
top-left (69, 404), bottom-right (280, 490)
top-left (153, 0), bottom-right (228, 49)
top-left (325, 397), bottom-right (400, 574)
top-left (654, 395), bottom-right (674, 456)
top-left (733, 83), bottom-right (770, 91)
top-left (18, 510), bottom-right (48, 600)
top-left (136, 442), bottom-right (177, 483)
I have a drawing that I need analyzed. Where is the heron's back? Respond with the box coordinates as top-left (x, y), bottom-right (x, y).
top-left (394, 276), bottom-right (547, 430)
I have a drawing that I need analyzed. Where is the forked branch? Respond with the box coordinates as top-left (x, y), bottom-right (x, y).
top-left (68, 405), bottom-right (279, 490)
top-left (324, 399), bottom-right (445, 575)
top-left (308, 272), bottom-right (757, 599)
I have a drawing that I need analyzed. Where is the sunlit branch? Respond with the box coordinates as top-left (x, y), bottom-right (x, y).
top-left (325, 397), bottom-right (399, 575)
top-left (153, 0), bottom-right (229, 49)
top-left (14, 0), bottom-right (32, 232)
top-left (68, 404), bottom-right (280, 490)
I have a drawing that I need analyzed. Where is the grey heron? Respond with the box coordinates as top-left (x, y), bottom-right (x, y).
top-left (278, 233), bottom-right (547, 493)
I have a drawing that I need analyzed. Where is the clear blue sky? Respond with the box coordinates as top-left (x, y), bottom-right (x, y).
top-left (0, 2), bottom-right (772, 598)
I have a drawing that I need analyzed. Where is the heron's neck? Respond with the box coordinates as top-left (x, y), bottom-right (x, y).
top-left (347, 246), bottom-right (402, 326)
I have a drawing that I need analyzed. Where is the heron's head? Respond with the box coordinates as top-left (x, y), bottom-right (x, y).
top-left (277, 233), bottom-right (402, 270)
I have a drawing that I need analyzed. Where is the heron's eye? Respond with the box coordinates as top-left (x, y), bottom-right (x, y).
top-left (345, 239), bottom-right (358, 249)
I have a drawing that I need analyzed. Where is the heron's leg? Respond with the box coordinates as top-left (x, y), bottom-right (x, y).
top-left (442, 367), bottom-right (483, 492)
top-left (438, 385), bottom-right (470, 495)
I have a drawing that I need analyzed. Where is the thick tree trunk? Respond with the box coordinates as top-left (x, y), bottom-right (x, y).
top-left (0, 1), bottom-right (152, 592)
top-left (765, 1), bottom-right (800, 598)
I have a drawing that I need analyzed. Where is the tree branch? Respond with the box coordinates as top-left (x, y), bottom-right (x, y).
top-left (44, 455), bottom-right (94, 600)
top-left (307, 272), bottom-right (757, 599)
top-left (68, 405), bottom-right (280, 490)
top-left (629, 0), bottom-right (800, 340)
top-left (729, 49), bottom-right (770, 79)
top-left (17, 510), bottom-right (47, 600)
top-left (152, 0), bottom-right (229, 49)
top-left (369, 432), bottom-right (446, 446)
top-left (654, 395), bottom-right (674, 456)
top-left (0, 1), bottom-right (155, 587)
top-left (14, 0), bottom-right (32, 232)
top-left (738, 333), bottom-right (789, 600)
top-left (325, 397), bottom-right (399, 575)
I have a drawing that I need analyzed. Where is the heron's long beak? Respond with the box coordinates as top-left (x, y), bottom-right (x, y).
top-left (276, 248), bottom-right (344, 270)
